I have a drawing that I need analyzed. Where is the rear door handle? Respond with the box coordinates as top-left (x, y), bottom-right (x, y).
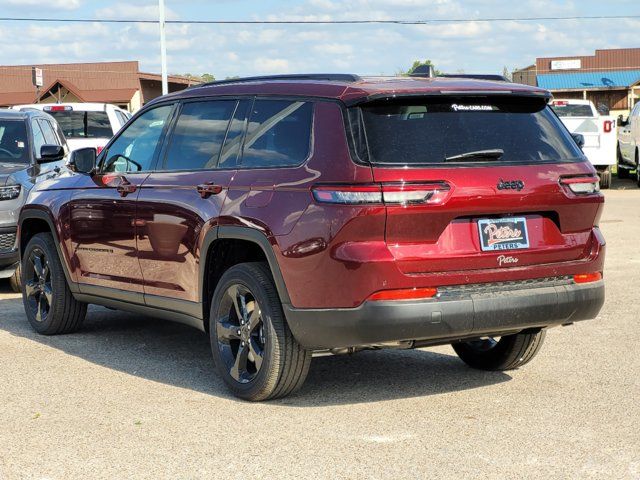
top-left (197, 183), bottom-right (223, 199)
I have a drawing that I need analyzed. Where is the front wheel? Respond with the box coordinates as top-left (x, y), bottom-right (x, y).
top-left (452, 330), bottom-right (546, 371)
top-left (209, 262), bottom-right (311, 401)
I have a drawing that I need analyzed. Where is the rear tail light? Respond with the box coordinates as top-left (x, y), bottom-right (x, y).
top-left (603, 120), bottom-right (613, 133)
top-left (368, 287), bottom-right (438, 302)
top-left (312, 182), bottom-right (451, 206)
top-left (573, 272), bottom-right (602, 284)
top-left (559, 176), bottom-right (600, 195)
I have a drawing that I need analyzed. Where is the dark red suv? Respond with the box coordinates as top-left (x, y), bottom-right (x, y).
top-left (18, 74), bottom-right (605, 400)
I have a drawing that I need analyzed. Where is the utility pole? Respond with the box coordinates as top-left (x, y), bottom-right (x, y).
top-left (159, 0), bottom-right (168, 95)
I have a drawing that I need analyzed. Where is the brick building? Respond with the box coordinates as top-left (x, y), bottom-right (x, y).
top-left (0, 61), bottom-right (196, 112)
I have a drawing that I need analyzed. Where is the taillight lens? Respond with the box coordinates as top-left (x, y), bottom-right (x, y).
top-left (559, 176), bottom-right (600, 195)
top-left (573, 272), bottom-right (602, 284)
top-left (368, 287), bottom-right (438, 302)
top-left (603, 120), bottom-right (613, 133)
top-left (312, 182), bottom-right (451, 206)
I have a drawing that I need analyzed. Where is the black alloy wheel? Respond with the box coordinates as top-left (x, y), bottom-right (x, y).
top-left (24, 248), bottom-right (52, 323)
top-left (215, 283), bottom-right (266, 383)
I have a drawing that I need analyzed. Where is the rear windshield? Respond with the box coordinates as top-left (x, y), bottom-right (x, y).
top-left (349, 96), bottom-right (583, 166)
top-left (48, 111), bottom-right (112, 139)
top-left (0, 120), bottom-right (30, 163)
top-left (551, 103), bottom-right (594, 117)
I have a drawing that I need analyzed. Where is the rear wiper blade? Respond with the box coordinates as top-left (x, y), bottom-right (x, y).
top-left (445, 149), bottom-right (504, 162)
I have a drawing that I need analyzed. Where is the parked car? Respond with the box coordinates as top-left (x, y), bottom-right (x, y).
top-left (617, 102), bottom-right (640, 186)
top-left (11, 103), bottom-right (131, 153)
top-left (0, 109), bottom-right (68, 291)
top-left (18, 74), bottom-right (605, 401)
top-left (550, 99), bottom-right (616, 189)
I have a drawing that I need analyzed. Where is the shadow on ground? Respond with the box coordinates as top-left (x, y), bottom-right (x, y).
top-left (0, 291), bottom-right (511, 406)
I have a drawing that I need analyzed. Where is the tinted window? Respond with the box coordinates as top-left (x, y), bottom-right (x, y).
top-left (354, 97), bottom-right (583, 165)
top-left (219, 100), bottom-right (251, 168)
top-left (551, 103), bottom-right (594, 117)
top-left (0, 120), bottom-right (29, 163)
top-left (164, 100), bottom-right (235, 171)
top-left (37, 119), bottom-right (58, 145)
top-left (103, 105), bottom-right (173, 173)
top-left (31, 119), bottom-right (46, 156)
top-left (241, 100), bottom-right (313, 168)
top-left (49, 111), bottom-right (113, 138)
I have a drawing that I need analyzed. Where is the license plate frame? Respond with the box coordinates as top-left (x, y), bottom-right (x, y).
top-left (477, 217), bottom-right (530, 252)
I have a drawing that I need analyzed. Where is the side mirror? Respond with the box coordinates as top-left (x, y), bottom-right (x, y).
top-left (38, 144), bottom-right (65, 164)
top-left (69, 147), bottom-right (97, 174)
top-left (617, 115), bottom-right (628, 127)
top-left (571, 133), bottom-right (585, 149)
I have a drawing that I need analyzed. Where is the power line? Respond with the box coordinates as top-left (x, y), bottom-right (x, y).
top-left (0, 15), bottom-right (638, 25)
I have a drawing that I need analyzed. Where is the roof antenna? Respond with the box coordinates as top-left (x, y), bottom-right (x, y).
top-left (409, 64), bottom-right (435, 78)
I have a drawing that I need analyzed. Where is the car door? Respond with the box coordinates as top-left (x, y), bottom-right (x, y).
top-left (68, 104), bottom-right (175, 296)
top-left (136, 98), bottom-right (248, 309)
top-left (632, 103), bottom-right (640, 162)
top-left (620, 103), bottom-right (638, 163)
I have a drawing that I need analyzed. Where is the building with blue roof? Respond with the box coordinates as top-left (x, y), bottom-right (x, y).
top-left (513, 48), bottom-right (640, 116)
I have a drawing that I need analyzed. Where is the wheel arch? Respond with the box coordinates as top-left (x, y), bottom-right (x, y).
top-left (200, 226), bottom-right (291, 329)
top-left (18, 208), bottom-right (78, 293)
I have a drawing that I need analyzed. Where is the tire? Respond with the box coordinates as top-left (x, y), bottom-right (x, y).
top-left (452, 329), bottom-right (546, 371)
top-left (617, 146), bottom-right (630, 179)
top-left (209, 262), bottom-right (311, 401)
top-left (9, 264), bottom-right (21, 293)
top-left (598, 169), bottom-right (611, 189)
top-left (22, 233), bottom-right (87, 335)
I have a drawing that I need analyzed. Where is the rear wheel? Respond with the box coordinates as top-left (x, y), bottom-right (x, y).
top-left (22, 233), bottom-right (87, 335)
top-left (209, 262), bottom-right (311, 401)
top-left (452, 330), bottom-right (546, 371)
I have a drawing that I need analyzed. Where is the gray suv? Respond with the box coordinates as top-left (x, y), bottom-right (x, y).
top-left (0, 109), bottom-right (68, 291)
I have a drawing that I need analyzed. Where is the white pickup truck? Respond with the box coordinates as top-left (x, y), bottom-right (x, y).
top-left (551, 99), bottom-right (616, 189)
top-left (616, 102), bottom-right (640, 186)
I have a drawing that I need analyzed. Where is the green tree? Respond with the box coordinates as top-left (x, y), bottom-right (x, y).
top-left (402, 60), bottom-right (441, 76)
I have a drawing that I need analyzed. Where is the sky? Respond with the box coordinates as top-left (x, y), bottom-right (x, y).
top-left (0, 0), bottom-right (638, 78)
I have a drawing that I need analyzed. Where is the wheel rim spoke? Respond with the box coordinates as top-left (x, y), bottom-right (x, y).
top-left (230, 342), bottom-right (249, 381)
top-left (228, 285), bottom-right (245, 323)
top-left (249, 337), bottom-right (263, 371)
top-left (32, 254), bottom-right (44, 279)
top-left (35, 296), bottom-right (44, 322)
top-left (216, 315), bottom-right (240, 342)
top-left (247, 307), bottom-right (261, 331)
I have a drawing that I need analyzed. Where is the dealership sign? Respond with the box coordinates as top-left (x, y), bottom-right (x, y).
top-left (32, 67), bottom-right (43, 87)
top-left (550, 59), bottom-right (582, 71)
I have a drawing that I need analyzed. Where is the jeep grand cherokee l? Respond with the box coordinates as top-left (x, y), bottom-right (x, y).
top-left (18, 74), bottom-right (605, 401)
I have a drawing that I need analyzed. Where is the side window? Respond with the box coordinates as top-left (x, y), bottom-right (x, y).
top-left (163, 100), bottom-right (236, 171)
top-left (241, 100), bottom-right (313, 168)
top-left (31, 119), bottom-right (46, 156)
top-left (37, 119), bottom-right (58, 145)
top-left (103, 105), bottom-right (173, 173)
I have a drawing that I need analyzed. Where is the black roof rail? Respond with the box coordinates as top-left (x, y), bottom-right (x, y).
top-left (438, 74), bottom-right (511, 82)
top-left (195, 73), bottom-right (362, 88)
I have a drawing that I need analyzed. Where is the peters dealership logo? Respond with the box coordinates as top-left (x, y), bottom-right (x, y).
top-left (497, 178), bottom-right (525, 191)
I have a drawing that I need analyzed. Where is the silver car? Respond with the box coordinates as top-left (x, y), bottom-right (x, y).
top-left (0, 109), bottom-right (69, 291)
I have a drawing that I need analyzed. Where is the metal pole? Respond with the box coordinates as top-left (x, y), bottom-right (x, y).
top-left (159, 0), bottom-right (168, 95)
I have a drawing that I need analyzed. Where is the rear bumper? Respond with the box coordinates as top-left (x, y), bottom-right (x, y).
top-left (283, 279), bottom-right (605, 349)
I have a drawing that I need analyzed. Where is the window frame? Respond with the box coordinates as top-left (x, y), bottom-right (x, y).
top-left (98, 102), bottom-right (178, 174)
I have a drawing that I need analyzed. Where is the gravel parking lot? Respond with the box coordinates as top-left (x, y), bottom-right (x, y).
top-left (0, 180), bottom-right (638, 480)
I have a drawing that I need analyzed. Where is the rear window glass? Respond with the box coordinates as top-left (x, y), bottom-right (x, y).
top-left (48, 111), bottom-right (113, 139)
top-left (241, 100), bottom-right (313, 168)
top-left (351, 97), bottom-right (583, 165)
top-left (0, 120), bottom-right (29, 163)
top-left (551, 103), bottom-right (594, 117)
